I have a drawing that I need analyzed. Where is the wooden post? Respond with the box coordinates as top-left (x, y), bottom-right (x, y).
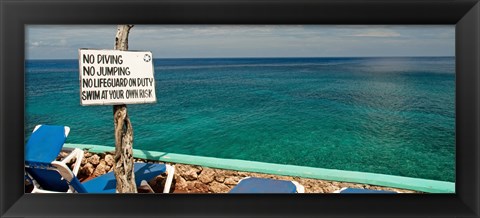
top-left (113, 24), bottom-right (136, 193)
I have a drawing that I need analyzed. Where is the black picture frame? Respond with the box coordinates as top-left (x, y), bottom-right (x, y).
top-left (1, 0), bottom-right (479, 217)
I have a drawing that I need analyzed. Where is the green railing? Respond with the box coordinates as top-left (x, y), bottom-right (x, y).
top-left (64, 143), bottom-right (455, 193)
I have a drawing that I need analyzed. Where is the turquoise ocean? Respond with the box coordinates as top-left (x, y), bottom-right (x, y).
top-left (25, 57), bottom-right (455, 182)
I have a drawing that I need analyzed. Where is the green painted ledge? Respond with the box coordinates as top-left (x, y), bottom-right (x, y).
top-left (64, 143), bottom-right (455, 193)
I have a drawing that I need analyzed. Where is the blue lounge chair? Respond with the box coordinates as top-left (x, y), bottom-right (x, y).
top-left (27, 160), bottom-right (174, 193)
top-left (25, 125), bottom-right (85, 193)
top-left (25, 125), bottom-right (175, 193)
top-left (335, 187), bottom-right (398, 194)
top-left (229, 177), bottom-right (305, 193)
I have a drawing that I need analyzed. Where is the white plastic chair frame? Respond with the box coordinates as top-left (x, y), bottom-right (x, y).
top-left (162, 164), bottom-right (176, 193)
top-left (28, 147), bottom-right (85, 193)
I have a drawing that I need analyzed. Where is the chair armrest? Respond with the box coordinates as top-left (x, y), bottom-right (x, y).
top-left (291, 181), bottom-right (305, 193)
top-left (61, 148), bottom-right (84, 176)
top-left (163, 164), bottom-right (175, 193)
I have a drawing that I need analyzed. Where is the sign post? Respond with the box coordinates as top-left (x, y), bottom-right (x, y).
top-left (78, 25), bottom-right (156, 193)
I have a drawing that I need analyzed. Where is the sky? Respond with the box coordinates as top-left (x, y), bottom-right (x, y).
top-left (26, 25), bottom-right (455, 59)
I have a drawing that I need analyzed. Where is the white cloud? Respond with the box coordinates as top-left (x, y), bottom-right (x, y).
top-left (31, 41), bottom-right (41, 47)
top-left (28, 38), bottom-right (68, 47)
top-left (349, 30), bottom-right (401, 37)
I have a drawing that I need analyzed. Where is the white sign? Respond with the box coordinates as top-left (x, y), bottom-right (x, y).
top-left (78, 49), bottom-right (157, 105)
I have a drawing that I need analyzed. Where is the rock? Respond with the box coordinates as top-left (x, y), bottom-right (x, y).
top-left (218, 169), bottom-right (239, 177)
top-left (352, 184), bottom-right (364, 189)
top-left (183, 169), bottom-right (199, 181)
top-left (193, 165), bottom-right (203, 173)
top-left (198, 168), bottom-right (215, 184)
top-left (88, 154), bottom-right (100, 166)
top-left (174, 175), bottom-right (188, 190)
top-left (148, 175), bottom-right (169, 193)
top-left (84, 152), bottom-right (92, 158)
top-left (104, 154), bottom-right (114, 166)
top-left (214, 175), bottom-right (225, 183)
top-left (322, 186), bottom-right (338, 193)
top-left (177, 164), bottom-right (202, 174)
top-left (249, 173), bottom-right (264, 178)
top-left (81, 163), bottom-right (95, 177)
top-left (237, 172), bottom-right (248, 177)
top-left (214, 169), bottom-right (226, 174)
top-left (92, 160), bottom-right (109, 177)
top-left (276, 175), bottom-right (291, 180)
top-left (174, 164), bottom-right (187, 173)
top-left (307, 186), bottom-right (323, 193)
top-left (186, 182), bottom-right (196, 191)
top-left (58, 151), bottom-right (69, 158)
top-left (224, 177), bottom-right (240, 185)
top-left (209, 181), bottom-right (230, 193)
top-left (194, 182), bottom-right (210, 193)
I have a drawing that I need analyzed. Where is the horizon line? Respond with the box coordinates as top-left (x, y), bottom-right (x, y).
top-left (26, 55), bottom-right (455, 61)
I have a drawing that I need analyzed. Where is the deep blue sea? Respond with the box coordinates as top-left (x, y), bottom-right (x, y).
top-left (25, 57), bottom-right (455, 182)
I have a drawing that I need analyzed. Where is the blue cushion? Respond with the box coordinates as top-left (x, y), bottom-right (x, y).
top-left (25, 125), bottom-right (67, 163)
top-left (25, 167), bottom-right (70, 192)
top-left (81, 163), bottom-right (167, 193)
top-left (229, 177), bottom-right (298, 193)
top-left (339, 188), bottom-right (397, 194)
